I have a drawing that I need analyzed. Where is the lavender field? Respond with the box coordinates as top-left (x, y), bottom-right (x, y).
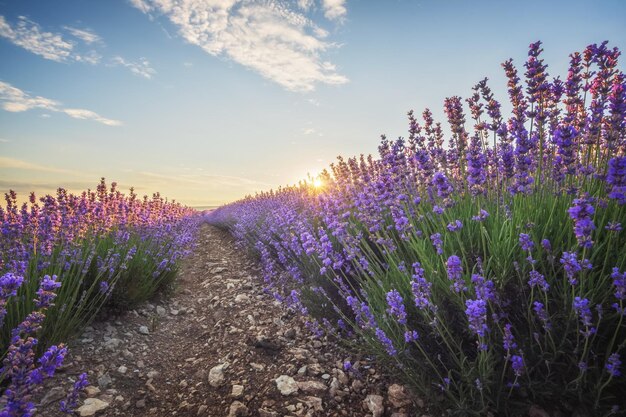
top-left (207, 41), bottom-right (626, 415)
top-left (2, 1), bottom-right (626, 416)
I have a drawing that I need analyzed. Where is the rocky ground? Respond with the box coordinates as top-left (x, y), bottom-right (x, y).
top-left (36, 224), bottom-right (427, 417)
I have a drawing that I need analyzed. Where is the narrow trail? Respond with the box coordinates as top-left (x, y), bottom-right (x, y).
top-left (38, 224), bottom-right (417, 417)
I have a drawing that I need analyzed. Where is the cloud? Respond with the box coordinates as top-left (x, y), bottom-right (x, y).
top-left (321, 0), bottom-right (347, 21)
top-left (63, 26), bottom-right (102, 44)
top-left (130, 0), bottom-right (348, 92)
top-left (0, 15), bottom-right (104, 64)
top-left (302, 127), bottom-right (315, 135)
top-left (0, 15), bottom-right (74, 62)
top-left (111, 56), bottom-right (157, 79)
top-left (0, 138), bottom-right (10, 143)
top-left (0, 81), bottom-right (122, 126)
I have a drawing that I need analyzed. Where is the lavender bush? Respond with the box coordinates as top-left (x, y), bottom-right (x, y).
top-left (209, 42), bottom-right (626, 415)
top-left (1, 179), bottom-right (197, 415)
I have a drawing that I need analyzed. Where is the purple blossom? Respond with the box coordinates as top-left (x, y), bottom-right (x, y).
top-left (35, 275), bottom-right (61, 309)
top-left (446, 255), bottom-right (466, 293)
top-left (533, 301), bottom-right (551, 330)
top-left (60, 373), bottom-right (89, 413)
top-left (503, 323), bottom-right (517, 351)
top-left (573, 297), bottom-right (596, 337)
top-left (607, 157), bottom-right (626, 205)
top-left (519, 233), bottom-right (534, 252)
top-left (541, 239), bottom-right (551, 252)
top-left (511, 354), bottom-right (525, 377)
top-left (471, 209), bottom-right (489, 222)
top-left (1, 273), bottom-right (24, 327)
top-left (411, 262), bottom-right (432, 310)
top-left (375, 327), bottom-right (397, 356)
top-left (612, 268), bottom-right (626, 301)
top-left (560, 252), bottom-right (586, 285)
top-left (432, 172), bottom-right (453, 200)
top-left (386, 290), bottom-right (407, 324)
top-left (605, 221), bottom-right (622, 232)
top-left (430, 233), bottom-right (443, 255)
top-left (528, 270), bottom-right (549, 291)
top-left (567, 196), bottom-right (596, 248)
top-left (465, 298), bottom-right (489, 337)
top-left (447, 220), bottom-right (463, 232)
top-left (404, 330), bottom-right (419, 343)
top-left (606, 353), bottom-right (622, 377)
top-left (99, 281), bottom-right (110, 295)
top-left (472, 274), bottom-right (495, 302)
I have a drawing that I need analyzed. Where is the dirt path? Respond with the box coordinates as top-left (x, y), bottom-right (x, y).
top-left (37, 224), bottom-right (418, 417)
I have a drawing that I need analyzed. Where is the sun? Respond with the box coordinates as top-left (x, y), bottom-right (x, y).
top-left (312, 177), bottom-right (323, 189)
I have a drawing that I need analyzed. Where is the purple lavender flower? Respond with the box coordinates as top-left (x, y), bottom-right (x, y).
top-left (0, 273), bottom-right (24, 327)
top-left (472, 274), bottom-right (495, 302)
top-left (446, 255), bottom-right (466, 293)
top-left (573, 297), bottom-right (596, 337)
top-left (433, 205), bottom-right (444, 215)
top-left (606, 221), bottom-right (622, 232)
top-left (554, 124), bottom-right (579, 175)
top-left (404, 330), bottom-right (419, 343)
top-left (560, 252), bottom-right (583, 285)
top-left (447, 220), bottom-right (463, 232)
top-left (568, 196), bottom-right (596, 248)
top-left (541, 239), bottom-right (551, 252)
top-left (606, 353), bottom-right (622, 377)
top-left (430, 233), bottom-right (443, 255)
top-left (607, 157), bottom-right (626, 205)
top-left (466, 134), bottom-right (486, 195)
top-left (375, 327), bottom-right (397, 356)
top-left (35, 275), bottom-right (61, 309)
top-left (60, 373), bottom-right (89, 413)
top-left (503, 323), bottom-right (517, 351)
top-left (471, 209), bottom-right (489, 222)
top-left (533, 301), bottom-right (551, 330)
top-left (528, 270), bottom-right (550, 291)
top-left (465, 298), bottom-right (489, 337)
top-left (411, 262), bottom-right (432, 310)
top-left (511, 354), bottom-right (525, 377)
top-left (432, 172), bottom-right (454, 200)
top-left (612, 268), bottom-right (626, 301)
top-left (386, 290), bottom-right (407, 324)
top-left (99, 281), bottom-right (110, 295)
top-left (519, 233), bottom-right (534, 252)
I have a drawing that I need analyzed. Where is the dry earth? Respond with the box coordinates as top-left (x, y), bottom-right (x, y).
top-left (36, 224), bottom-right (424, 417)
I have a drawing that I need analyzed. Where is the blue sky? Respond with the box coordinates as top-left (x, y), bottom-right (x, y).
top-left (1, 0), bottom-right (625, 206)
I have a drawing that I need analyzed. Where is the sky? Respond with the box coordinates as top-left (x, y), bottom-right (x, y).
top-left (1, 0), bottom-right (625, 207)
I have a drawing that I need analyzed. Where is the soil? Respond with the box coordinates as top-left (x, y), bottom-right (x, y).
top-left (36, 224), bottom-right (421, 417)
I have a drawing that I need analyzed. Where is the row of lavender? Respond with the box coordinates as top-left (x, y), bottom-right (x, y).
top-left (1, 179), bottom-right (198, 416)
top-left (209, 42), bottom-right (626, 415)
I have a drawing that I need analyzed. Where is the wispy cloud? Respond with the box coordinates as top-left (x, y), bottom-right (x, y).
top-left (0, 81), bottom-right (122, 126)
top-left (63, 26), bottom-right (102, 44)
top-left (0, 138), bottom-right (10, 143)
top-left (111, 56), bottom-right (157, 79)
top-left (130, 0), bottom-right (348, 92)
top-left (321, 0), bottom-right (347, 21)
top-left (0, 16), bottom-right (154, 75)
top-left (0, 15), bottom-right (74, 62)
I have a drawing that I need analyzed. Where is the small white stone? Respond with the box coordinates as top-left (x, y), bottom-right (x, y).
top-left (275, 375), bottom-right (298, 396)
top-left (77, 398), bottom-right (110, 416)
